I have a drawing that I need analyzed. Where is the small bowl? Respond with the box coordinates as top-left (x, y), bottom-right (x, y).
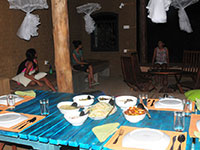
top-left (115, 96), bottom-right (137, 109)
top-left (97, 95), bottom-right (112, 103)
top-left (57, 101), bottom-right (80, 115)
top-left (123, 111), bottom-right (146, 123)
top-left (73, 95), bottom-right (94, 107)
top-left (64, 112), bottom-right (88, 126)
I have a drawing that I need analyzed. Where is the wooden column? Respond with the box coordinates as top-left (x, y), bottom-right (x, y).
top-left (138, 0), bottom-right (147, 64)
top-left (51, 0), bottom-right (73, 93)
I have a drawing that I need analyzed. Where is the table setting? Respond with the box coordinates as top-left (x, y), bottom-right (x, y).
top-left (0, 90), bottom-right (199, 150)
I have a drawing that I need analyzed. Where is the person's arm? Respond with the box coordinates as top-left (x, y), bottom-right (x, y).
top-left (72, 53), bottom-right (87, 65)
top-left (166, 48), bottom-right (169, 65)
top-left (33, 59), bottom-right (39, 74)
top-left (152, 48), bottom-right (157, 65)
top-left (24, 61), bottom-right (43, 86)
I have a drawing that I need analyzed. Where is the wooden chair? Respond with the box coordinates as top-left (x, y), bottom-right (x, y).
top-left (181, 50), bottom-right (200, 81)
top-left (178, 67), bottom-right (200, 94)
top-left (121, 53), bottom-right (155, 92)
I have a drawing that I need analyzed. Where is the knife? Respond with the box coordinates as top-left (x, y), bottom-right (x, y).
top-left (13, 117), bottom-right (37, 130)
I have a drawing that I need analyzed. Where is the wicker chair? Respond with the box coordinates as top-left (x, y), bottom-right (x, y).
top-left (121, 53), bottom-right (155, 92)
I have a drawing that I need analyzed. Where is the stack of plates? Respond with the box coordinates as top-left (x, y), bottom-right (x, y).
top-left (0, 113), bottom-right (28, 128)
top-left (122, 128), bottom-right (170, 150)
top-left (0, 94), bottom-right (24, 105)
top-left (154, 98), bottom-right (184, 110)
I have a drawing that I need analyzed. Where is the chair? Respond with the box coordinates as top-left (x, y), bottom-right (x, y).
top-left (178, 67), bottom-right (200, 94)
top-left (121, 53), bottom-right (155, 92)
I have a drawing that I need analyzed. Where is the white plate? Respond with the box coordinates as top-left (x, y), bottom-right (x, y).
top-left (115, 96), bottom-right (137, 109)
top-left (154, 98), bottom-right (184, 110)
top-left (0, 94), bottom-right (24, 105)
top-left (0, 113), bottom-right (28, 128)
top-left (122, 128), bottom-right (170, 150)
top-left (89, 106), bottom-right (117, 120)
top-left (196, 120), bottom-right (200, 131)
top-left (97, 95), bottom-right (112, 103)
top-left (73, 95), bottom-right (94, 107)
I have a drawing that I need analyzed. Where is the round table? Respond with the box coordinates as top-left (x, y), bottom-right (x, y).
top-left (148, 69), bottom-right (183, 93)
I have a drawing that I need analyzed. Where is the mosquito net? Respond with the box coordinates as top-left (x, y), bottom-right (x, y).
top-left (76, 3), bottom-right (101, 34)
top-left (8, 0), bottom-right (48, 40)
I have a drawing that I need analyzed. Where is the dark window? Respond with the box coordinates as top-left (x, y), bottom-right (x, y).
top-left (91, 12), bottom-right (119, 52)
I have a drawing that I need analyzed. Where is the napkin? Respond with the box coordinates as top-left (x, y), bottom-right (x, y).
top-left (15, 90), bottom-right (36, 97)
top-left (92, 122), bottom-right (120, 142)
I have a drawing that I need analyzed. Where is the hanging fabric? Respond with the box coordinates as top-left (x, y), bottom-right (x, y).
top-left (76, 3), bottom-right (101, 34)
top-left (8, 0), bottom-right (48, 40)
top-left (171, 0), bottom-right (199, 33)
top-left (146, 0), bottom-right (171, 23)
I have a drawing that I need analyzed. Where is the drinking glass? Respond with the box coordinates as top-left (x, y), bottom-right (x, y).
top-left (139, 94), bottom-right (148, 105)
top-left (184, 99), bottom-right (191, 116)
top-left (174, 111), bottom-right (185, 132)
top-left (40, 99), bottom-right (49, 116)
top-left (7, 94), bottom-right (15, 110)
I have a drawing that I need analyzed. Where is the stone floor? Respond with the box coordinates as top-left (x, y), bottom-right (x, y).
top-left (5, 74), bottom-right (192, 150)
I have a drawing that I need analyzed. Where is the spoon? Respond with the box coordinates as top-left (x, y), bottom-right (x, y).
top-left (150, 100), bottom-right (155, 107)
top-left (178, 134), bottom-right (185, 150)
top-left (137, 103), bottom-right (151, 119)
top-left (108, 99), bottom-right (115, 106)
top-left (87, 95), bottom-right (91, 99)
top-left (79, 110), bottom-right (89, 116)
top-left (71, 102), bottom-right (78, 107)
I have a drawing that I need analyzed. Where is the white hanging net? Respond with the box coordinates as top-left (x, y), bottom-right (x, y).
top-left (8, 0), bottom-right (48, 40)
top-left (76, 3), bottom-right (101, 34)
top-left (147, 0), bottom-right (172, 23)
top-left (171, 0), bottom-right (199, 33)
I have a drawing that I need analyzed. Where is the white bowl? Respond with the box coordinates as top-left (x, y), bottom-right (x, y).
top-left (115, 96), bottom-right (137, 109)
top-left (57, 101), bottom-right (80, 115)
top-left (123, 111), bottom-right (146, 123)
top-left (64, 112), bottom-right (88, 126)
top-left (97, 95), bottom-right (112, 103)
top-left (73, 95), bottom-right (94, 107)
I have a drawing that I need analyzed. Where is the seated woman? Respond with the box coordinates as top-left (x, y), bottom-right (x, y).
top-left (12, 48), bottom-right (56, 91)
top-left (152, 41), bottom-right (169, 69)
top-left (152, 41), bottom-right (169, 85)
top-left (71, 40), bottom-right (95, 88)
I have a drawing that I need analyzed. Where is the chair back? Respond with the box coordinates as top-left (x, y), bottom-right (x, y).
top-left (120, 53), bottom-right (141, 84)
top-left (182, 50), bottom-right (200, 73)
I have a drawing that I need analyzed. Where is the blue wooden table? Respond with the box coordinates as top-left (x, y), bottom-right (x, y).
top-left (0, 90), bottom-right (194, 150)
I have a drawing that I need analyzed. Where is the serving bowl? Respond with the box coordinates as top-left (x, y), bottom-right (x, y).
top-left (97, 95), bottom-right (112, 103)
top-left (123, 107), bottom-right (146, 123)
top-left (73, 95), bottom-right (94, 107)
top-left (64, 112), bottom-right (88, 126)
top-left (115, 96), bottom-right (137, 110)
top-left (57, 101), bottom-right (80, 115)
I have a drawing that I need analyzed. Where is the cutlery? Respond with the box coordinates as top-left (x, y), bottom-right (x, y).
top-left (71, 102), bottom-right (78, 107)
top-left (124, 99), bottom-right (133, 104)
top-left (113, 129), bottom-right (124, 144)
top-left (170, 135), bottom-right (176, 150)
top-left (150, 100), bottom-right (155, 107)
top-left (106, 99), bottom-right (115, 118)
top-left (17, 117), bottom-right (37, 130)
top-left (79, 110), bottom-right (90, 116)
top-left (178, 134), bottom-right (185, 150)
top-left (137, 103), bottom-right (151, 119)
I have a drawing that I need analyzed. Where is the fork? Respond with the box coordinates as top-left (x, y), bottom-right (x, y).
top-left (113, 129), bottom-right (124, 144)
